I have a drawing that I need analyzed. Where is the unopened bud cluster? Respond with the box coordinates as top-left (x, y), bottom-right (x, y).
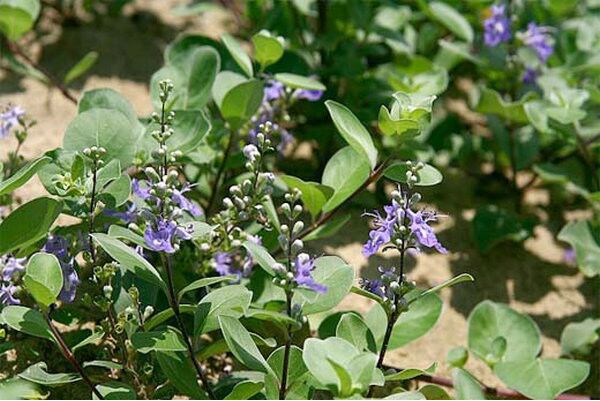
top-left (404, 161), bottom-right (425, 188)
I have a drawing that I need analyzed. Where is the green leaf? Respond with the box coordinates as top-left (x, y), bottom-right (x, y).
top-left (378, 106), bottom-right (420, 138)
top-left (325, 100), bottom-right (378, 170)
top-left (212, 71), bottom-right (247, 109)
top-left (0, 156), bottom-right (50, 196)
top-left (177, 275), bottom-right (236, 301)
top-left (446, 346), bottom-right (468, 368)
top-left (429, 2), bottom-right (474, 43)
top-left (303, 214), bottom-right (351, 242)
top-left (0, 378), bottom-right (43, 400)
top-left (472, 206), bottom-right (533, 253)
top-left (350, 285), bottom-right (384, 305)
top-left (335, 313), bottom-right (377, 353)
top-left (474, 88), bottom-right (534, 124)
top-left (560, 318), bottom-right (600, 356)
top-left (184, 47), bottom-right (221, 109)
top-left (195, 284), bottom-right (252, 334)
top-left (0, 0), bottom-right (40, 40)
top-left (292, 256), bottom-right (353, 315)
top-left (452, 368), bottom-right (485, 400)
top-left (417, 273), bottom-right (474, 300)
top-left (78, 88), bottom-right (141, 132)
top-left (1, 306), bottom-right (53, 341)
top-left (23, 253), bottom-right (63, 308)
top-left (98, 175), bottom-right (130, 208)
top-left (280, 175), bottom-right (333, 218)
top-left (320, 146), bottom-right (370, 213)
top-left (91, 234), bottom-right (166, 292)
top-left (224, 380), bottom-right (264, 400)
top-left (384, 391), bottom-right (426, 400)
top-left (218, 315), bottom-right (273, 374)
top-left (243, 240), bottom-right (276, 276)
top-left (63, 109), bottom-right (137, 168)
top-left (468, 300), bottom-right (541, 365)
top-left (131, 327), bottom-right (187, 353)
top-left (143, 304), bottom-right (196, 331)
top-left (18, 362), bottom-right (80, 386)
top-left (558, 221), bottom-right (600, 277)
top-left (71, 327), bottom-right (105, 352)
top-left (366, 292), bottom-right (442, 350)
top-left (156, 351), bottom-right (207, 399)
top-left (221, 33), bottom-right (253, 77)
top-left (220, 79), bottom-right (264, 131)
top-left (93, 382), bottom-right (136, 400)
top-left (494, 359), bottom-right (590, 400)
top-left (384, 162), bottom-right (443, 187)
top-left (252, 30), bottom-right (284, 69)
top-left (0, 197), bottom-right (62, 254)
top-left (418, 385), bottom-right (450, 400)
top-left (302, 337), bottom-right (357, 394)
top-left (83, 360), bottom-right (122, 370)
top-left (267, 345), bottom-right (308, 385)
top-left (327, 358), bottom-right (353, 397)
top-left (64, 51), bottom-right (98, 84)
top-left (107, 225), bottom-right (146, 249)
top-left (274, 73), bottom-right (325, 91)
top-left (385, 363), bottom-right (437, 381)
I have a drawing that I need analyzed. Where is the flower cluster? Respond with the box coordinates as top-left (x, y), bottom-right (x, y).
top-left (0, 255), bottom-right (26, 305)
top-left (248, 80), bottom-right (323, 153)
top-left (0, 105), bottom-right (25, 139)
top-left (121, 80), bottom-right (201, 254)
top-left (271, 189), bottom-right (327, 294)
top-left (483, 4), bottom-right (511, 47)
top-left (203, 127), bottom-right (275, 278)
top-left (43, 235), bottom-right (80, 303)
top-left (363, 167), bottom-right (447, 258)
top-left (521, 23), bottom-right (554, 63)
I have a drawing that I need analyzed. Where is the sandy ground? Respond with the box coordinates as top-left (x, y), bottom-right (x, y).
top-left (0, 0), bottom-right (596, 393)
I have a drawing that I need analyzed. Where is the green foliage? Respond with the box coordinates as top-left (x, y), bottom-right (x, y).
top-left (558, 221), bottom-right (600, 277)
top-left (0, 0), bottom-right (40, 40)
top-left (23, 253), bottom-right (63, 309)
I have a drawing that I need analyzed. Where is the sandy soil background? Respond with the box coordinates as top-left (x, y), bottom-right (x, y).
top-left (0, 0), bottom-right (596, 393)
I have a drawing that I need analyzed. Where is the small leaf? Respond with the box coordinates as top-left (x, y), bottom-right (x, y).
top-left (429, 2), bottom-right (473, 43)
top-left (452, 368), bottom-right (485, 400)
top-left (558, 221), bottom-right (600, 277)
top-left (384, 162), bottom-right (443, 187)
top-left (221, 33), bottom-right (253, 77)
top-left (177, 275), bottom-right (236, 301)
top-left (225, 380), bottom-right (264, 400)
top-left (0, 156), bottom-right (50, 196)
top-left (560, 318), bottom-right (600, 356)
top-left (472, 206), bottom-right (534, 253)
top-left (494, 358), bottom-right (590, 400)
top-left (252, 30), bottom-right (284, 69)
top-left (0, 197), bottom-right (62, 254)
top-left (336, 313), bottom-right (377, 353)
top-left (64, 51), bottom-right (98, 84)
top-left (475, 88), bottom-right (534, 124)
top-left (72, 329), bottom-right (105, 352)
top-left (274, 73), bottom-right (325, 91)
top-left (280, 175), bottom-right (333, 218)
top-left (218, 315), bottom-right (273, 374)
top-left (321, 146), bottom-right (370, 213)
top-left (18, 362), bottom-right (80, 386)
top-left (93, 382), bottom-right (136, 400)
top-left (0, 0), bottom-right (41, 41)
top-left (23, 253), bottom-right (63, 308)
top-left (325, 100), bottom-right (378, 170)
top-left (91, 234), bottom-right (166, 293)
top-left (385, 363), bottom-right (437, 381)
top-left (243, 240), bottom-right (277, 276)
top-left (195, 285), bottom-right (252, 334)
top-left (156, 351), bottom-right (207, 399)
top-left (446, 346), bottom-right (468, 368)
top-left (416, 273), bottom-right (474, 301)
top-left (131, 327), bottom-right (187, 353)
top-left (83, 360), bottom-right (122, 370)
top-left (303, 214), bottom-right (351, 242)
top-left (220, 80), bottom-right (264, 131)
top-left (1, 306), bottom-right (53, 341)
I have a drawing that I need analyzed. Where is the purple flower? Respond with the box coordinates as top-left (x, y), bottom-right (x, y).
top-left (243, 144), bottom-right (260, 162)
top-left (564, 248), bottom-right (576, 265)
top-left (43, 236), bottom-right (70, 261)
top-left (0, 283), bottom-right (20, 305)
top-left (522, 23), bottom-right (554, 63)
top-left (132, 179), bottom-right (152, 200)
top-left (522, 67), bottom-right (538, 84)
top-left (264, 80), bottom-right (285, 101)
top-left (483, 4), bottom-right (511, 47)
top-left (293, 89), bottom-right (323, 101)
top-left (214, 252), bottom-right (234, 276)
top-left (144, 218), bottom-right (192, 254)
top-left (293, 253), bottom-right (327, 293)
top-left (172, 186), bottom-right (202, 217)
top-left (362, 202), bottom-right (401, 257)
top-left (360, 278), bottom-right (385, 298)
top-left (1, 255), bottom-right (26, 281)
top-left (58, 259), bottom-right (79, 303)
top-left (407, 210), bottom-right (447, 254)
top-left (105, 203), bottom-right (138, 223)
top-left (0, 105), bottom-right (25, 139)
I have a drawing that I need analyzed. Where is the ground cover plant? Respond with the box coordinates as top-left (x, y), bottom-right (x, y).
top-left (0, 0), bottom-right (598, 399)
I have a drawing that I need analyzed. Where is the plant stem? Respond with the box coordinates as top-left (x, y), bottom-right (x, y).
top-left (4, 40), bottom-right (78, 105)
top-left (279, 290), bottom-right (293, 400)
top-left (44, 310), bottom-right (104, 399)
top-left (574, 122), bottom-right (600, 191)
top-left (207, 129), bottom-right (237, 215)
top-left (88, 159), bottom-right (98, 264)
top-left (162, 254), bottom-right (215, 399)
top-left (299, 158), bottom-right (389, 240)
